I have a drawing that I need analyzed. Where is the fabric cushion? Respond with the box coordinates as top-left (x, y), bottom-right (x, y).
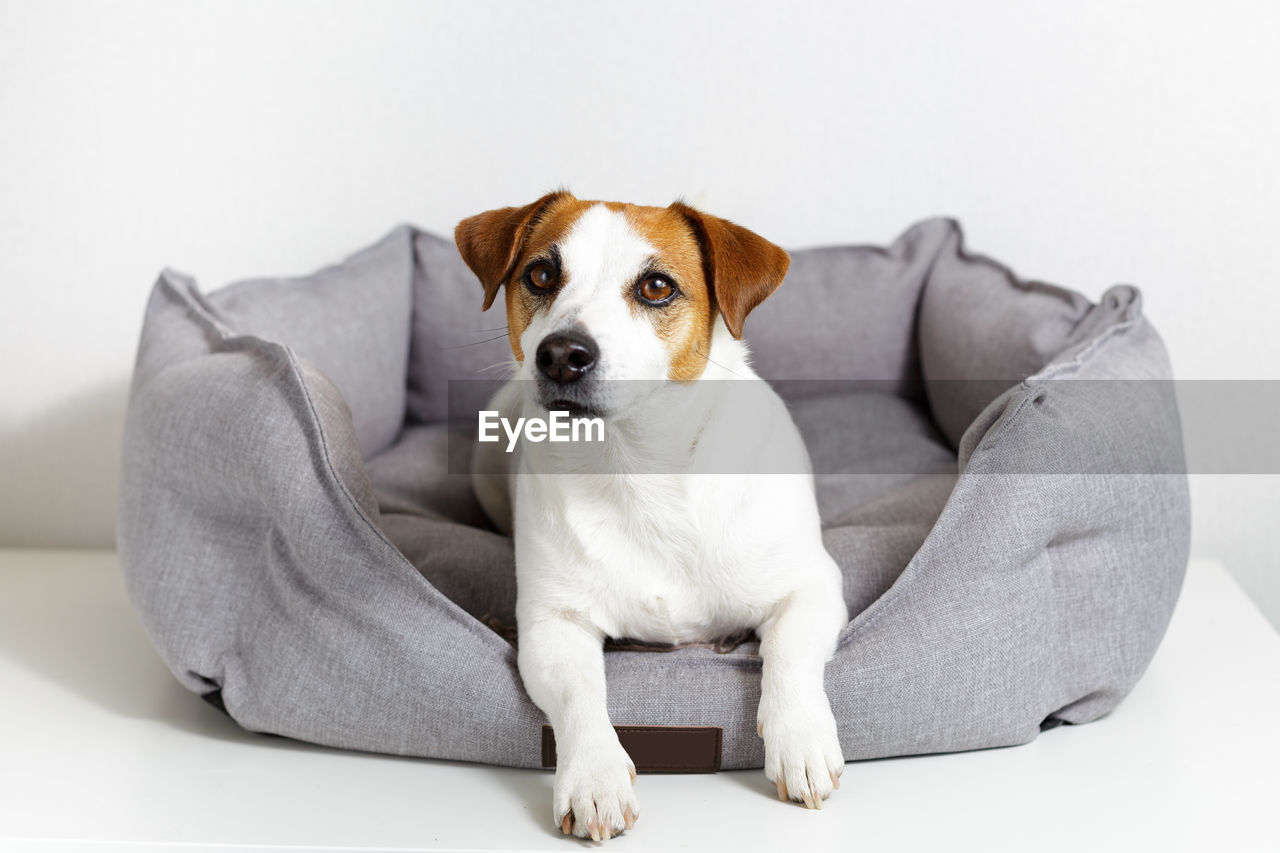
top-left (205, 230), bottom-right (413, 458)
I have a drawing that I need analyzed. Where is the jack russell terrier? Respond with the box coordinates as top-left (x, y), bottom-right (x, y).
top-left (457, 191), bottom-right (847, 840)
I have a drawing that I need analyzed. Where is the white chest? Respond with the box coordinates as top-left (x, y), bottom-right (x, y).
top-left (513, 473), bottom-right (773, 644)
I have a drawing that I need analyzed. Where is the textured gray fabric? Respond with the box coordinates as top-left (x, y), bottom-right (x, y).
top-left (405, 232), bottom-right (511, 425)
top-left (118, 218), bottom-right (1189, 769)
top-left (206, 229), bottom-right (414, 458)
top-left (916, 225), bottom-right (1097, 448)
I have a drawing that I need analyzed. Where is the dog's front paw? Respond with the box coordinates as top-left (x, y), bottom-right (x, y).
top-left (757, 693), bottom-right (844, 809)
top-left (553, 738), bottom-right (639, 841)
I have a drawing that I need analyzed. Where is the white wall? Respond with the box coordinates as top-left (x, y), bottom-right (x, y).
top-left (2, 1), bottom-right (1277, 624)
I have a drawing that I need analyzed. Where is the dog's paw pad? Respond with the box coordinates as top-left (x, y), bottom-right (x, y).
top-left (552, 741), bottom-right (639, 840)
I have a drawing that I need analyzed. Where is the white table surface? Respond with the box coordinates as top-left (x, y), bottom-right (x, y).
top-left (0, 550), bottom-right (1276, 853)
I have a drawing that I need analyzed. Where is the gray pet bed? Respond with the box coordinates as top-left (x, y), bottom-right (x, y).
top-left (118, 218), bottom-right (1189, 768)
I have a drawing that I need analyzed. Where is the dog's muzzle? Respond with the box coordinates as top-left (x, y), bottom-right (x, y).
top-left (533, 328), bottom-right (602, 416)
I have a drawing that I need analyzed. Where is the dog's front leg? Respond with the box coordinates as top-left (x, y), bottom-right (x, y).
top-left (518, 615), bottom-right (638, 840)
top-left (756, 578), bottom-right (848, 808)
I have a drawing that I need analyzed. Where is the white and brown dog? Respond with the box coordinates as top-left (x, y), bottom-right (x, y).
top-left (456, 192), bottom-right (847, 840)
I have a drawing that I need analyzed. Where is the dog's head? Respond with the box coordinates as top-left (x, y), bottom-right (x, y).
top-left (455, 192), bottom-right (789, 417)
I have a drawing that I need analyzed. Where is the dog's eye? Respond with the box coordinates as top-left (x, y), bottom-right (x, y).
top-left (527, 261), bottom-right (558, 291)
top-left (637, 274), bottom-right (676, 305)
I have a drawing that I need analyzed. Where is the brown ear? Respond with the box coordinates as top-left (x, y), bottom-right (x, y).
top-left (669, 202), bottom-right (790, 339)
top-left (455, 191), bottom-right (568, 311)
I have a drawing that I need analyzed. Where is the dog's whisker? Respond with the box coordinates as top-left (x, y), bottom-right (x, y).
top-left (442, 333), bottom-right (511, 350)
top-left (695, 345), bottom-right (743, 378)
top-left (476, 360), bottom-right (520, 376)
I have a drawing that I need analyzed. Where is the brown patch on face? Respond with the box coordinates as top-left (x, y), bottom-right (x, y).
top-left (455, 191), bottom-right (564, 312)
top-left (622, 206), bottom-right (714, 382)
top-left (498, 194), bottom-right (601, 361)
top-left (455, 191), bottom-right (602, 362)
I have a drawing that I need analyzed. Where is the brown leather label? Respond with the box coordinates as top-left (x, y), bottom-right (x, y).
top-left (541, 725), bottom-right (723, 773)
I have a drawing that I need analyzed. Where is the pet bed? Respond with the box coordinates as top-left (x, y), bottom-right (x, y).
top-left (118, 218), bottom-right (1189, 768)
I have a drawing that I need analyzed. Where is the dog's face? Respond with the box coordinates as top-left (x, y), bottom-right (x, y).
top-left (456, 192), bottom-right (789, 418)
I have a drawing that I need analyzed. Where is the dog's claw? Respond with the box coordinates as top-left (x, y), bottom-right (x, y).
top-left (623, 806), bottom-right (637, 830)
top-left (831, 769), bottom-right (841, 789)
top-left (757, 721), bottom-right (763, 737)
top-left (628, 765), bottom-right (636, 783)
top-left (776, 778), bottom-right (788, 801)
top-left (560, 812), bottom-right (574, 835)
top-left (588, 820), bottom-right (601, 842)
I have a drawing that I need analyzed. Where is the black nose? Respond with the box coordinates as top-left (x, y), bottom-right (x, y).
top-left (535, 330), bottom-right (598, 384)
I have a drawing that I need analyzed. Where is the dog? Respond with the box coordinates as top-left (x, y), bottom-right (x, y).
top-left (456, 192), bottom-right (847, 840)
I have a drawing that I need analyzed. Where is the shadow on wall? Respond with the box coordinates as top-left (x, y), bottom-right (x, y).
top-left (0, 378), bottom-right (130, 548)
